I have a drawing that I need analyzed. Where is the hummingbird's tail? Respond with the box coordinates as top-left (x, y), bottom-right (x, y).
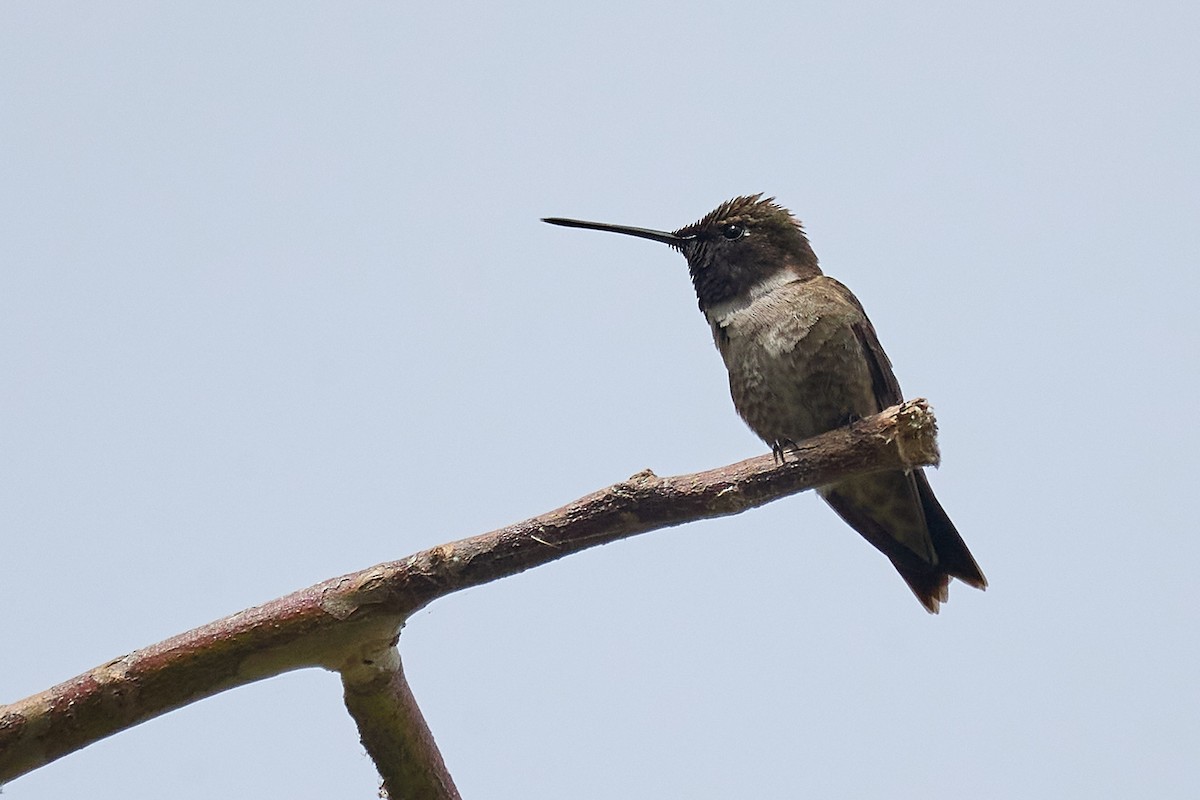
top-left (821, 469), bottom-right (986, 613)
top-left (912, 469), bottom-right (987, 592)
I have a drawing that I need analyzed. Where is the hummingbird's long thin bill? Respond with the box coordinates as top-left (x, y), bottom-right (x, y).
top-left (542, 217), bottom-right (690, 246)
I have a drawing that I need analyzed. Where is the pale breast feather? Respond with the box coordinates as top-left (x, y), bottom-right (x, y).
top-left (709, 277), bottom-right (864, 358)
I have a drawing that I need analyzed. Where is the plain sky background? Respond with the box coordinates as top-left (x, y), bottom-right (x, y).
top-left (3, 2), bottom-right (1198, 797)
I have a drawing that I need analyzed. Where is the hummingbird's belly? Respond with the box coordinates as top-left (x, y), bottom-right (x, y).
top-left (723, 318), bottom-right (876, 447)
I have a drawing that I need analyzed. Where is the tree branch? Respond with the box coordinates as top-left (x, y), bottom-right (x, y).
top-left (342, 650), bottom-right (462, 799)
top-left (0, 399), bottom-right (940, 787)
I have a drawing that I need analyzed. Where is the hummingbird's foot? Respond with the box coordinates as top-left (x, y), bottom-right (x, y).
top-left (838, 411), bottom-right (863, 428)
top-left (771, 438), bottom-right (801, 465)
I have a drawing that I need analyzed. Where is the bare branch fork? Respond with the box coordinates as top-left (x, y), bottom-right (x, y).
top-left (0, 400), bottom-right (942, 797)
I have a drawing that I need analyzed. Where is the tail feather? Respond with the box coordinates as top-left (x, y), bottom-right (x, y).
top-left (913, 470), bottom-right (987, 590)
top-left (821, 468), bottom-right (986, 613)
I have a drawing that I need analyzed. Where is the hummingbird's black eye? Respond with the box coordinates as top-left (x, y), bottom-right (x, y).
top-left (721, 223), bottom-right (747, 241)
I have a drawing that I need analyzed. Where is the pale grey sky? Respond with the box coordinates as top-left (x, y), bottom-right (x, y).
top-left (3, 2), bottom-right (1198, 797)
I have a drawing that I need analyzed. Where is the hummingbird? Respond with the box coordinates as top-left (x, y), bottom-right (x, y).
top-left (543, 194), bottom-right (986, 612)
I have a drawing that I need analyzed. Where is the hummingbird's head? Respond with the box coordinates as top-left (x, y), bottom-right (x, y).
top-left (543, 194), bottom-right (821, 313)
top-left (672, 194), bottom-right (821, 312)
